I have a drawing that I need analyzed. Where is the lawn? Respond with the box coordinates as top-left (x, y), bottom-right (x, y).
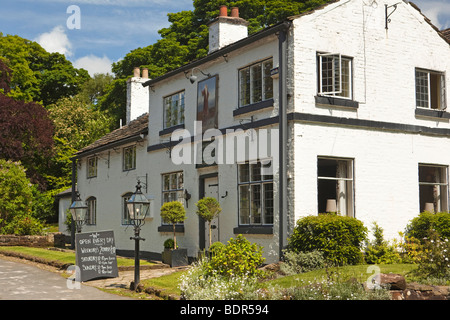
top-left (268, 263), bottom-right (419, 289)
top-left (138, 263), bottom-right (420, 299)
top-left (0, 246), bottom-right (154, 268)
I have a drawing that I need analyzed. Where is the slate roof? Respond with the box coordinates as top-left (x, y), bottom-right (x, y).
top-left (75, 113), bottom-right (148, 158)
top-left (442, 28), bottom-right (450, 43)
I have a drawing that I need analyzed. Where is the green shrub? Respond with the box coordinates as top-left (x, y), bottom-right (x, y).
top-left (207, 234), bottom-right (265, 278)
top-left (364, 222), bottom-right (401, 264)
top-left (280, 250), bottom-right (325, 275)
top-left (163, 238), bottom-right (177, 249)
top-left (405, 211), bottom-right (450, 242)
top-left (2, 213), bottom-right (44, 235)
top-left (209, 241), bottom-right (225, 254)
top-left (413, 230), bottom-right (450, 283)
top-left (288, 214), bottom-right (368, 266)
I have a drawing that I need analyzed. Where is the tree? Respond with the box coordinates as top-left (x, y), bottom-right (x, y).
top-left (160, 201), bottom-right (187, 249)
top-left (0, 33), bottom-right (90, 106)
top-left (0, 160), bottom-right (34, 232)
top-left (47, 96), bottom-right (113, 151)
top-left (0, 89), bottom-right (54, 188)
top-left (196, 197), bottom-right (222, 247)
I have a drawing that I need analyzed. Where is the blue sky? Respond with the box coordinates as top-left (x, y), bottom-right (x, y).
top-left (0, 0), bottom-right (448, 76)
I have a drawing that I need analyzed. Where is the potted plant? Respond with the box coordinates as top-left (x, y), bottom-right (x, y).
top-left (196, 197), bottom-right (222, 248)
top-left (160, 201), bottom-right (187, 267)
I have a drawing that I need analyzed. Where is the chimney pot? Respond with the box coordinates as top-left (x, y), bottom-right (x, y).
top-left (219, 5), bottom-right (228, 17)
top-left (231, 7), bottom-right (239, 18)
top-left (142, 68), bottom-right (148, 79)
top-left (133, 67), bottom-right (140, 78)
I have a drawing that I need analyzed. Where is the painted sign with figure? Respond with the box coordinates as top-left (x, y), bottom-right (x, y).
top-left (75, 230), bottom-right (119, 282)
top-left (197, 75), bottom-right (218, 132)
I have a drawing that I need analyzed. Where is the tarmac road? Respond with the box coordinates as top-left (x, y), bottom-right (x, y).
top-left (0, 256), bottom-right (133, 300)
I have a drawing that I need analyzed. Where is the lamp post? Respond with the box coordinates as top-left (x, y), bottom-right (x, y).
top-left (127, 180), bottom-right (150, 291)
top-left (70, 192), bottom-right (87, 233)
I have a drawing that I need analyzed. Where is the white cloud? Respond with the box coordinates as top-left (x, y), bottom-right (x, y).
top-left (412, 0), bottom-right (450, 29)
top-left (34, 25), bottom-right (73, 56)
top-left (73, 54), bottom-right (112, 76)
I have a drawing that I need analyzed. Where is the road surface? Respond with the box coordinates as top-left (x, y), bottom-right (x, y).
top-left (0, 256), bottom-right (133, 300)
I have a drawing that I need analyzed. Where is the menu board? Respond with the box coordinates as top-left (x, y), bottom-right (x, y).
top-left (75, 230), bottom-right (119, 282)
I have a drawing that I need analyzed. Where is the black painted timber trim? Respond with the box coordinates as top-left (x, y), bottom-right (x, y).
top-left (233, 99), bottom-right (274, 116)
top-left (233, 226), bottom-right (273, 235)
top-left (289, 112), bottom-right (450, 137)
top-left (415, 108), bottom-right (450, 120)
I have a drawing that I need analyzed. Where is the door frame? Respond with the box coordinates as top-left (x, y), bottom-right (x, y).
top-left (198, 172), bottom-right (218, 251)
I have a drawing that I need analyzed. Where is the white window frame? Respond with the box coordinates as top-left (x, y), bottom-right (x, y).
top-left (318, 53), bottom-right (353, 99)
top-left (122, 192), bottom-right (133, 225)
top-left (123, 145), bottom-right (136, 171)
top-left (163, 91), bottom-right (185, 129)
top-left (238, 161), bottom-right (274, 225)
top-left (418, 164), bottom-right (449, 213)
top-left (317, 157), bottom-right (354, 217)
top-left (238, 58), bottom-right (273, 107)
top-left (161, 171), bottom-right (185, 226)
top-left (87, 156), bottom-right (98, 178)
top-left (86, 197), bottom-right (96, 225)
top-left (415, 68), bottom-right (447, 110)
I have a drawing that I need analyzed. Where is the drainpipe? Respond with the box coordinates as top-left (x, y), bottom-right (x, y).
top-left (278, 21), bottom-right (290, 260)
top-left (70, 158), bottom-right (77, 249)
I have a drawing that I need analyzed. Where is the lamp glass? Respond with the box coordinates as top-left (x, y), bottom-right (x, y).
top-left (127, 190), bottom-right (150, 221)
top-left (69, 199), bottom-right (87, 222)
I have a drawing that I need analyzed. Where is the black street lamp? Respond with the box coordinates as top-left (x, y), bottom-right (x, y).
top-left (70, 192), bottom-right (87, 233)
top-left (127, 180), bottom-right (150, 291)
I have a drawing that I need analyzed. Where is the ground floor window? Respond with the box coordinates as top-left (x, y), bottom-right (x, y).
top-left (317, 157), bottom-right (354, 217)
top-left (86, 197), bottom-right (96, 225)
top-left (161, 171), bottom-right (184, 225)
top-left (419, 164), bottom-right (448, 213)
top-left (122, 192), bottom-right (133, 225)
top-left (238, 161), bottom-right (274, 225)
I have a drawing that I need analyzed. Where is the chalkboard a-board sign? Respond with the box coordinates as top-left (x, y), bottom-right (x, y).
top-left (75, 230), bottom-right (119, 282)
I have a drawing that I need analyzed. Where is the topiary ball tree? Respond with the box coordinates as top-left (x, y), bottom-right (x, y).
top-left (196, 197), bottom-right (222, 247)
top-left (160, 201), bottom-right (186, 249)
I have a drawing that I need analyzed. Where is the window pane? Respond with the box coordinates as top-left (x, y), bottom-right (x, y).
top-left (170, 173), bottom-right (177, 190)
top-left (239, 185), bottom-right (250, 224)
top-left (318, 158), bottom-right (354, 216)
top-left (251, 184), bottom-right (261, 224)
top-left (177, 172), bottom-right (184, 189)
top-left (263, 183), bottom-right (274, 224)
top-left (263, 60), bottom-right (273, 100)
top-left (251, 63), bottom-right (262, 103)
top-left (321, 56), bottom-right (334, 94)
top-left (239, 163), bottom-right (249, 183)
top-left (416, 70), bottom-right (429, 108)
top-left (239, 68), bottom-right (250, 107)
top-left (337, 58), bottom-right (350, 98)
top-left (163, 175), bottom-right (170, 191)
top-left (250, 162), bottom-right (261, 182)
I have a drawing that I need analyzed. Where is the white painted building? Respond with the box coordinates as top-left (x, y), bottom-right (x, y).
top-left (71, 0), bottom-right (450, 263)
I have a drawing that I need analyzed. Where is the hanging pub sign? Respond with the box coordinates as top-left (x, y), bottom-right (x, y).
top-left (75, 230), bottom-right (119, 282)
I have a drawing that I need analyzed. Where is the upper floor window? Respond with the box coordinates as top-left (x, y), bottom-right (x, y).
top-left (164, 91), bottom-right (185, 129)
top-left (318, 53), bottom-right (352, 99)
top-left (415, 69), bottom-right (446, 110)
top-left (123, 145), bottom-right (136, 171)
top-left (239, 58), bottom-right (273, 107)
top-left (86, 197), bottom-right (96, 225)
top-left (87, 156), bottom-right (97, 178)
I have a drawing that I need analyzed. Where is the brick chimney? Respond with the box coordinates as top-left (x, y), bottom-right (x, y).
top-left (126, 67), bottom-right (149, 124)
top-left (208, 6), bottom-right (249, 54)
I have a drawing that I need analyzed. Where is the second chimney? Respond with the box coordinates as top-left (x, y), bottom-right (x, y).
top-left (208, 6), bottom-right (249, 54)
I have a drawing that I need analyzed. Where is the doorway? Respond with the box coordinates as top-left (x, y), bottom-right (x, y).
top-left (199, 173), bottom-right (219, 251)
